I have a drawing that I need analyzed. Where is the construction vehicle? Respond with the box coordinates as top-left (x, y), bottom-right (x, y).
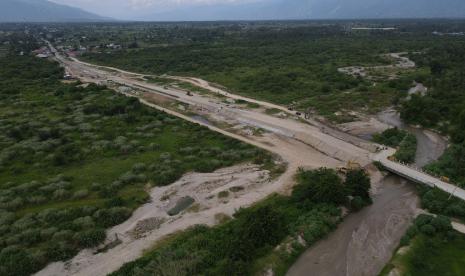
top-left (288, 103), bottom-right (296, 111)
top-left (337, 160), bottom-right (362, 174)
top-left (304, 107), bottom-right (312, 119)
top-left (347, 160), bottom-right (362, 170)
top-left (440, 176), bottom-right (451, 183)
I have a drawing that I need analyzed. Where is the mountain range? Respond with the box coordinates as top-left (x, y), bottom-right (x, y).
top-left (144, 0), bottom-right (465, 21)
top-left (0, 0), bottom-right (106, 22)
top-left (1, 0), bottom-right (465, 22)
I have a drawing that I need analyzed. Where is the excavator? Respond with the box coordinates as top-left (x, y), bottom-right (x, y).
top-left (337, 160), bottom-right (362, 174)
top-left (387, 155), bottom-right (397, 162)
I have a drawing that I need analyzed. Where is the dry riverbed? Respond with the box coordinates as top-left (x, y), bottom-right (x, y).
top-left (37, 163), bottom-right (296, 276)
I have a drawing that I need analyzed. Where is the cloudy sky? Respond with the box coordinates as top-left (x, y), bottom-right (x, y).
top-left (51, 0), bottom-right (264, 19)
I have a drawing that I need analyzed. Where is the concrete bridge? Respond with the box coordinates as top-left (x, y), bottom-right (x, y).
top-left (373, 149), bottom-right (465, 201)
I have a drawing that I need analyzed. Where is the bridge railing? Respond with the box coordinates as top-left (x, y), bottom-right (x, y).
top-left (379, 158), bottom-right (455, 189)
top-left (382, 158), bottom-right (448, 182)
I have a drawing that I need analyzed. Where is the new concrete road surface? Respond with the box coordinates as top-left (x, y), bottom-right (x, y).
top-left (374, 148), bottom-right (465, 202)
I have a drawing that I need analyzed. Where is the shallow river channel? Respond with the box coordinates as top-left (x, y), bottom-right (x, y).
top-left (288, 110), bottom-right (448, 276)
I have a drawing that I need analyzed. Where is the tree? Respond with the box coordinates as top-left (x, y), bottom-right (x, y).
top-left (292, 168), bottom-right (347, 205)
top-left (345, 169), bottom-right (371, 204)
top-left (451, 108), bottom-right (465, 144)
top-left (430, 60), bottom-right (444, 77)
top-left (350, 196), bottom-right (365, 211)
top-left (231, 205), bottom-right (285, 261)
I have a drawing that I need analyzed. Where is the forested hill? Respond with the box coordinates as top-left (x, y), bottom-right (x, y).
top-left (0, 0), bottom-right (106, 22)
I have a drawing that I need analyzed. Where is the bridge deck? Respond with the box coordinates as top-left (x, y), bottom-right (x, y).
top-left (374, 149), bottom-right (465, 201)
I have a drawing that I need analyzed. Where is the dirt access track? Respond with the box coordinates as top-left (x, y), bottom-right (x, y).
top-left (37, 44), bottom-right (394, 276)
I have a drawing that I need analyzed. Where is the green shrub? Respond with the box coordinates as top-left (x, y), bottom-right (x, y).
top-left (132, 163), bottom-right (146, 173)
top-left (420, 224), bottom-right (436, 236)
top-left (0, 246), bottom-right (40, 276)
top-left (350, 196), bottom-right (365, 211)
top-left (218, 191), bottom-right (230, 198)
top-left (415, 214), bottom-right (434, 228)
top-left (419, 187), bottom-right (465, 219)
top-left (345, 169), bottom-right (371, 203)
top-left (74, 229), bottom-right (106, 247)
top-left (194, 159), bottom-right (222, 173)
top-left (231, 205), bottom-right (286, 261)
top-left (93, 207), bottom-right (132, 227)
top-left (394, 134), bottom-right (417, 164)
top-left (430, 215), bottom-right (452, 232)
top-left (72, 216), bottom-right (95, 230)
top-left (292, 168), bottom-right (347, 205)
top-left (72, 189), bottom-right (89, 199)
top-left (373, 127), bottom-right (408, 147)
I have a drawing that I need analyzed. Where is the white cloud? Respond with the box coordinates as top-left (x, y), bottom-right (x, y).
top-left (128, 0), bottom-right (156, 10)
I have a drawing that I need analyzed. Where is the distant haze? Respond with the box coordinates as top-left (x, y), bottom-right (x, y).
top-left (50, 0), bottom-right (465, 21)
top-left (2, 0), bottom-right (465, 22)
top-left (0, 0), bottom-right (106, 22)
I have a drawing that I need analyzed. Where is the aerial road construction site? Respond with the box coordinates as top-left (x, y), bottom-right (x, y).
top-left (36, 41), bottom-right (464, 276)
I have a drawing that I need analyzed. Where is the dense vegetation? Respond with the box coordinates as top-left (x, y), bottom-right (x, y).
top-left (2, 20), bottom-right (464, 275)
top-left (400, 40), bottom-right (465, 186)
top-left (382, 184), bottom-right (465, 276)
top-left (424, 145), bottom-right (465, 187)
top-left (50, 21), bottom-right (464, 178)
top-left (373, 127), bottom-right (417, 164)
top-left (381, 214), bottom-right (465, 276)
top-left (418, 186), bottom-right (465, 221)
top-left (372, 127), bottom-right (409, 147)
top-left (113, 168), bottom-right (371, 276)
top-left (54, 22), bottom-right (449, 122)
top-left (0, 51), bottom-right (272, 275)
